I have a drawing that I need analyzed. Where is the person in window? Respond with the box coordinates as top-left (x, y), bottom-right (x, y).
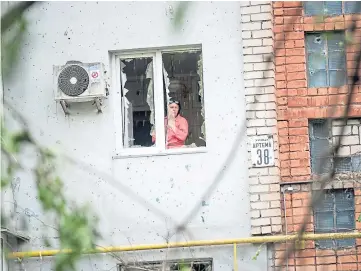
top-left (151, 100), bottom-right (188, 149)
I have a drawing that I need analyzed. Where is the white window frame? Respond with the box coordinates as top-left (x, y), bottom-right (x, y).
top-left (111, 45), bottom-right (207, 159)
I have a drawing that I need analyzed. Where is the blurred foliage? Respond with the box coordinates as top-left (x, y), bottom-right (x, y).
top-left (172, 1), bottom-right (191, 31)
top-left (251, 243), bottom-right (265, 261)
top-left (1, 2), bottom-right (361, 270)
top-left (1, 2), bottom-right (99, 271)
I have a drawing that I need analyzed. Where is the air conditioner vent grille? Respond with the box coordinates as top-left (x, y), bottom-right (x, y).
top-left (58, 65), bottom-right (89, 96)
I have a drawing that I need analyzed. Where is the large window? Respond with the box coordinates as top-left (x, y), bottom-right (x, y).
top-left (304, 1), bottom-right (361, 16)
top-left (305, 32), bottom-right (346, 88)
top-left (314, 189), bottom-right (355, 249)
top-left (115, 46), bottom-right (206, 156)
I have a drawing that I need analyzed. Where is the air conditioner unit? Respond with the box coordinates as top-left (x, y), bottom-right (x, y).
top-left (54, 61), bottom-right (107, 102)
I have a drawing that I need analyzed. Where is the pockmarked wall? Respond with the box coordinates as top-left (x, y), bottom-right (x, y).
top-left (2, 2), bottom-right (268, 270)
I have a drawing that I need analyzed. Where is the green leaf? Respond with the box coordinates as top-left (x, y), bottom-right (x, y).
top-left (357, 213), bottom-right (361, 223)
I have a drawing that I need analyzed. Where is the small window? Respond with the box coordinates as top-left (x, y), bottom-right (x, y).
top-left (304, 1), bottom-right (361, 16)
top-left (305, 32), bottom-right (346, 88)
top-left (119, 258), bottom-right (213, 271)
top-left (304, 1), bottom-right (342, 16)
top-left (118, 47), bottom-right (206, 154)
top-left (309, 119), bottom-right (361, 174)
top-left (314, 189), bottom-right (355, 249)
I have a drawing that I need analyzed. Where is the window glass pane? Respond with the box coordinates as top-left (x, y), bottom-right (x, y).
top-left (328, 51), bottom-right (346, 70)
top-left (309, 120), bottom-right (332, 174)
top-left (310, 120), bottom-right (329, 138)
top-left (324, 1), bottom-right (342, 15)
top-left (351, 155), bottom-right (361, 171)
top-left (314, 192), bottom-right (335, 249)
top-left (308, 53), bottom-right (327, 70)
top-left (310, 139), bottom-right (332, 174)
top-left (335, 190), bottom-right (354, 210)
top-left (327, 32), bottom-right (345, 51)
top-left (304, 1), bottom-right (324, 16)
top-left (316, 239), bottom-right (337, 249)
top-left (315, 192), bottom-right (334, 212)
top-left (334, 157), bottom-right (352, 172)
top-left (337, 238), bottom-right (355, 248)
top-left (120, 57), bottom-right (155, 148)
top-left (162, 50), bottom-right (205, 149)
top-left (345, 1), bottom-right (361, 14)
top-left (329, 70), bottom-right (346, 87)
top-left (315, 211), bottom-right (334, 230)
top-left (336, 192), bottom-right (356, 247)
top-left (336, 210), bottom-right (354, 229)
top-left (306, 33), bottom-right (326, 52)
top-left (308, 69), bottom-right (328, 88)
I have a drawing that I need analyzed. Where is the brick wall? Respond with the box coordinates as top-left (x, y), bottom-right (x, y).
top-left (241, 1), bottom-right (282, 235)
top-left (273, 1), bottom-right (361, 183)
top-left (271, 1), bottom-right (361, 270)
top-left (270, 181), bottom-right (361, 271)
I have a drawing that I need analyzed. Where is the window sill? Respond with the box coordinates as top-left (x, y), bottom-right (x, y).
top-left (112, 147), bottom-right (207, 159)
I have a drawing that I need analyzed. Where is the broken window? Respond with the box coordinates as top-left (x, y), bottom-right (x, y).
top-left (162, 50), bottom-right (205, 148)
top-left (118, 47), bottom-right (205, 153)
top-left (119, 258), bottom-right (212, 271)
top-left (120, 56), bottom-right (155, 148)
top-left (314, 189), bottom-right (355, 249)
top-left (305, 32), bottom-right (347, 88)
top-left (309, 119), bottom-right (361, 174)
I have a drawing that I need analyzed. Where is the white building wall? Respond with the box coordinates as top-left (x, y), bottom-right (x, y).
top-left (2, 1), bottom-right (268, 270)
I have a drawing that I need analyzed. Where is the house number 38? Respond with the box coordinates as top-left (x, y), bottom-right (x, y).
top-left (256, 149), bottom-right (270, 165)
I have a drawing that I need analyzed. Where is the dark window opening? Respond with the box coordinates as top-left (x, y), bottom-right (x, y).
top-left (120, 57), bottom-right (155, 148)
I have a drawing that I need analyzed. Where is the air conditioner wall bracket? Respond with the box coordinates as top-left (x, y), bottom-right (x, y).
top-left (95, 98), bottom-right (103, 113)
top-left (59, 98), bottom-right (103, 115)
top-left (60, 100), bottom-right (70, 115)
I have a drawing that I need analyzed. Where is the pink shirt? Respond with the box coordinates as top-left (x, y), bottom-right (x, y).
top-left (152, 115), bottom-right (189, 149)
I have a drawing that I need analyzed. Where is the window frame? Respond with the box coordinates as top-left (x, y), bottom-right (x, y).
top-left (309, 119), bottom-right (361, 174)
top-left (118, 257), bottom-right (213, 271)
top-left (303, 1), bottom-right (361, 16)
top-left (111, 45), bottom-right (207, 158)
top-left (313, 189), bottom-right (356, 249)
top-left (305, 31), bottom-right (347, 88)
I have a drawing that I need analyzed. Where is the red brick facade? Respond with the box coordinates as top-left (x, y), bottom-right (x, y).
top-left (273, 2), bottom-right (361, 270)
top-left (274, 1), bottom-right (361, 182)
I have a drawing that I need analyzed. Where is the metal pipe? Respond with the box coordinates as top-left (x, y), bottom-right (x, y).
top-left (233, 243), bottom-right (238, 271)
top-left (7, 232), bottom-right (361, 259)
top-left (282, 189), bottom-right (289, 271)
top-left (280, 180), bottom-right (312, 185)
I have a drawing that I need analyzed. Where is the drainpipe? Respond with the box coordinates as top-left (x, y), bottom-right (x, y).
top-left (282, 186), bottom-right (293, 271)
